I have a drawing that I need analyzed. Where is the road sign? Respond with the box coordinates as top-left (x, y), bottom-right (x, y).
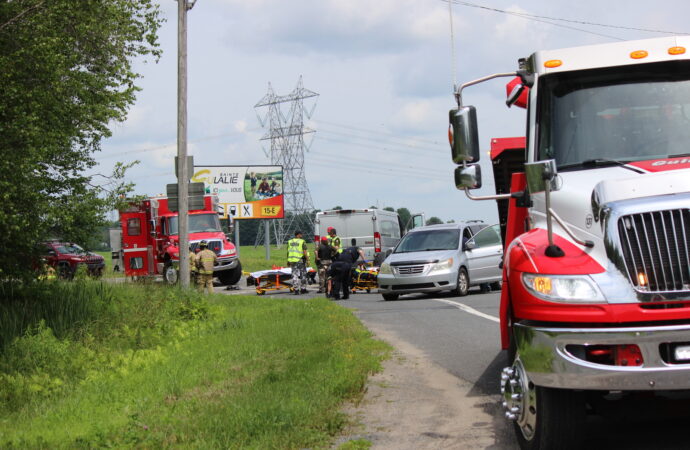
top-left (167, 182), bottom-right (206, 211)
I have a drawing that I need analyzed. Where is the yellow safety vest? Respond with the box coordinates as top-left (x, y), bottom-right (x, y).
top-left (287, 238), bottom-right (306, 262)
top-left (328, 235), bottom-right (343, 253)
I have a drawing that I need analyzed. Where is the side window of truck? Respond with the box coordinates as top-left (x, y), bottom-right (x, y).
top-left (127, 218), bottom-right (141, 236)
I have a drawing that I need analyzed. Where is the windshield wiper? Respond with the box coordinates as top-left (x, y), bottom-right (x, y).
top-left (560, 158), bottom-right (644, 174)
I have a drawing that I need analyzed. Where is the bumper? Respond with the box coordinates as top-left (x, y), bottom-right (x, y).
top-left (377, 270), bottom-right (453, 294)
top-left (213, 256), bottom-right (239, 272)
top-left (515, 322), bottom-right (690, 391)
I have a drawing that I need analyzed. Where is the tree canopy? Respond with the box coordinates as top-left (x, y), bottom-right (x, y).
top-left (0, 0), bottom-right (162, 280)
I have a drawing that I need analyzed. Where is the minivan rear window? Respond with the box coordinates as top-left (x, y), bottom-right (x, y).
top-left (394, 229), bottom-right (460, 253)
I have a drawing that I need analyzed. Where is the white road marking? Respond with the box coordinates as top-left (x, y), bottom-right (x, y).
top-left (434, 298), bottom-right (500, 323)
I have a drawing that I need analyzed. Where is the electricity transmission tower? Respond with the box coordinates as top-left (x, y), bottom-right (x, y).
top-left (254, 76), bottom-right (318, 246)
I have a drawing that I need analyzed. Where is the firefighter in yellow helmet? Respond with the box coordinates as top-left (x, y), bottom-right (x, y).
top-left (287, 230), bottom-right (309, 295)
top-left (196, 240), bottom-right (217, 294)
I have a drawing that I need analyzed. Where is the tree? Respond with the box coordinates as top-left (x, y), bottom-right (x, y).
top-left (396, 208), bottom-right (412, 230)
top-left (0, 0), bottom-right (162, 280)
top-left (383, 207), bottom-right (395, 212)
top-left (426, 217), bottom-right (444, 226)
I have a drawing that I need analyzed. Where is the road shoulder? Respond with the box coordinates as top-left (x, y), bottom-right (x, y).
top-left (335, 324), bottom-right (512, 449)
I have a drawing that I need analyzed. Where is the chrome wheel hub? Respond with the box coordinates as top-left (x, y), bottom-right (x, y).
top-left (500, 358), bottom-right (537, 440)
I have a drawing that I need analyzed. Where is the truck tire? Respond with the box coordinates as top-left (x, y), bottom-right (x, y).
top-left (453, 267), bottom-right (469, 296)
top-left (513, 387), bottom-right (585, 450)
top-left (504, 332), bottom-right (585, 450)
top-left (217, 261), bottom-right (242, 286)
top-left (163, 262), bottom-right (178, 284)
top-left (382, 293), bottom-right (398, 301)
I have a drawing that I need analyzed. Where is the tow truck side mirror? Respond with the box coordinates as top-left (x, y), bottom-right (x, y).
top-left (524, 160), bottom-right (560, 193)
top-left (449, 106), bottom-right (480, 164)
top-left (454, 163), bottom-right (482, 190)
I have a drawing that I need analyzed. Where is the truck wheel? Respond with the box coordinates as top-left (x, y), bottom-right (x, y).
top-left (502, 347), bottom-right (585, 449)
top-left (382, 293), bottom-right (398, 301)
top-left (453, 267), bottom-right (469, 296)
top-left (163, 262), bottom-right (178, 284)
top-left (217, 261), bottom-right (242, 286)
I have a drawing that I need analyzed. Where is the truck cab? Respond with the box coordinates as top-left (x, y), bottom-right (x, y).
top-left (450, 36), bottom-right (690, 449)
top-left (119, 194), bottom-right (242, 285)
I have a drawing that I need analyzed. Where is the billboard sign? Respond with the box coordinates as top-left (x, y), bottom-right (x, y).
top-left (191, 165), bottom-right (284, 219)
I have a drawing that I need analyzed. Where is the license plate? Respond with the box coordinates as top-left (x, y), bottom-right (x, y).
top-left (673, 345), bottom-right (690, 361)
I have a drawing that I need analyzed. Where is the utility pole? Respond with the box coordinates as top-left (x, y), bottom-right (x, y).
top-left (177, 0), bottom-right (196, 287)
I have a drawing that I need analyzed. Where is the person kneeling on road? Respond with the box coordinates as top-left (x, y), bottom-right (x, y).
top-left (329, 246), bottom-right (366, 300)
top-left (287, 230), bottom-right (309, 295)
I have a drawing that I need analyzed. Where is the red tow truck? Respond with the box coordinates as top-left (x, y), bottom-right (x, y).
top-left (450, 36), bottom-right (690, 448)
top-left (117, 194), bottom-right (241, 285)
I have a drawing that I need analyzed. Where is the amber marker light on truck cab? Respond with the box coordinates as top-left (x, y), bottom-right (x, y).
top-left (669, 46), bottom-right (686, 55)
top-left (544, 59), bottom-right (562, 68)
top-left (630, 50), bottom-right (648, 59)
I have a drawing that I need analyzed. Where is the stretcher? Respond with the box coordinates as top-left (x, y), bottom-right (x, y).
top-left (249, 267), bottom-right (316, 295)
top-left (350, 265), bottom-right (379, 293)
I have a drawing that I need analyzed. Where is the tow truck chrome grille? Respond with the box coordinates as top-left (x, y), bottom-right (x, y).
top-left (618, 209), bottom-right (690, 293)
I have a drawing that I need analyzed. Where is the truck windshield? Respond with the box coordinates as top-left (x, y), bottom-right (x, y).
top-left (538, 61), bottom-right (690, 170)
top-left (394, 229), bottom-right (460, 253)
top-left (168, 213), bottom-right (221, 235)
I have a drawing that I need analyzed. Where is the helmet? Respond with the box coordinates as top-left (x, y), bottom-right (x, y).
top-left (199, 240), bottom-right (208, 248)
top-left (320, 236), bottom-right (328, 243)
top-left (327, 227), bottom-right (334, 233)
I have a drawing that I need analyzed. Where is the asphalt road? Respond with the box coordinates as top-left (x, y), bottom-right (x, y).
top-left (222, 281), bottom-right (690, 449)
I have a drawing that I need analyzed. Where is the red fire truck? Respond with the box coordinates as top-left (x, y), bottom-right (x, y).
top-left (451, 36), bottom-right (690, 448)
top-left (117, 194), bottom-right (241, 285)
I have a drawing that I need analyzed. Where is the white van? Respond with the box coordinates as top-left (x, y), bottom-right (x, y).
top-left (315, 209), bottom-right (412, 266)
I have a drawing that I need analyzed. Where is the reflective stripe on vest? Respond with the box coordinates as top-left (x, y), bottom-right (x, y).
top-left (287, 238), bottom-right (305, 262)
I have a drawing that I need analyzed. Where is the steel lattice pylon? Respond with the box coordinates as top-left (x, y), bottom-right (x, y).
top-left (254, 76), bottom-right (318, 246)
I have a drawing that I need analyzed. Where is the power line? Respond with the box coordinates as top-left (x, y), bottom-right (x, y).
top-left (96, 128), bottom-right (260, 160)
top-left (315, 131), bottom-right (447, 157)
top-left (318, 119), bottom-right (443, 146)
top-left (447, 0), bottom-right (688, 36)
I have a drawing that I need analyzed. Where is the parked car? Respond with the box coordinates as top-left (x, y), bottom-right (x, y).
top-left (377, 222), bottom-right (502, 300)
top-left (315, 209), bottom-right (423, 266)
top-left (42, 241), bottom-right (105, 279)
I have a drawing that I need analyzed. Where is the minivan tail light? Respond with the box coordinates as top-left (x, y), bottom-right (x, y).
top-left (374, 232), bottom-right (381, 253)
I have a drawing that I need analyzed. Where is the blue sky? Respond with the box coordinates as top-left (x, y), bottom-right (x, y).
top-left (95, 0), bottom-right (690, 225)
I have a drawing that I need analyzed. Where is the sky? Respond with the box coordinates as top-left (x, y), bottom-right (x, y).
top-left (96, 0), bottom-right (690, 225)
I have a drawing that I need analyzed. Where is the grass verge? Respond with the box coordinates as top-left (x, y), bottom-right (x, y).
top-left (0, 282), bottom-right (389, 448)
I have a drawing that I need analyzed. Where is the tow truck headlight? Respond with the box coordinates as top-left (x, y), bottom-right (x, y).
top-left (379, 263), bottom-right (392, 274)
top-left (430, 258), bottom-right (453, 272)
top-left (522, 273), bottom-right (605, 303)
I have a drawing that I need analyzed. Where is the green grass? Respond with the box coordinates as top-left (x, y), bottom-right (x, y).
top-left (95, 251), bottom-right (125, 278)
top-left (239, 244), bottom-right (316, 273)
top-left (0, 282), bottom-right (390, 448)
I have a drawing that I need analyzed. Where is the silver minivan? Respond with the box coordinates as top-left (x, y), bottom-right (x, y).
top-left (377, 222), bottom-right (503, 300)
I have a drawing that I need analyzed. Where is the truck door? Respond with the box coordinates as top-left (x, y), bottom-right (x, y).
top-left (121, 212), bottom-right (150, 276)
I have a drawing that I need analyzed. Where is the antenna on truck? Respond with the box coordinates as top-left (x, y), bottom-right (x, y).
top-left (448, 0), bottom-right (458, 95)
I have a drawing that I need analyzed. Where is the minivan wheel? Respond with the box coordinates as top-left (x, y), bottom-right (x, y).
top-left (453, 267), bottom-right (469, 297)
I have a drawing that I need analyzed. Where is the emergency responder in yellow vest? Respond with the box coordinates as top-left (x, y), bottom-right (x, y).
top-left (189, 244), bottom-right (199, 285)
top-left (327, 227), bottom-right (342, 254)
top-left (287, 230), bottom-right (309, 295)
top-left (196, 240), bottom-right (217, 294)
